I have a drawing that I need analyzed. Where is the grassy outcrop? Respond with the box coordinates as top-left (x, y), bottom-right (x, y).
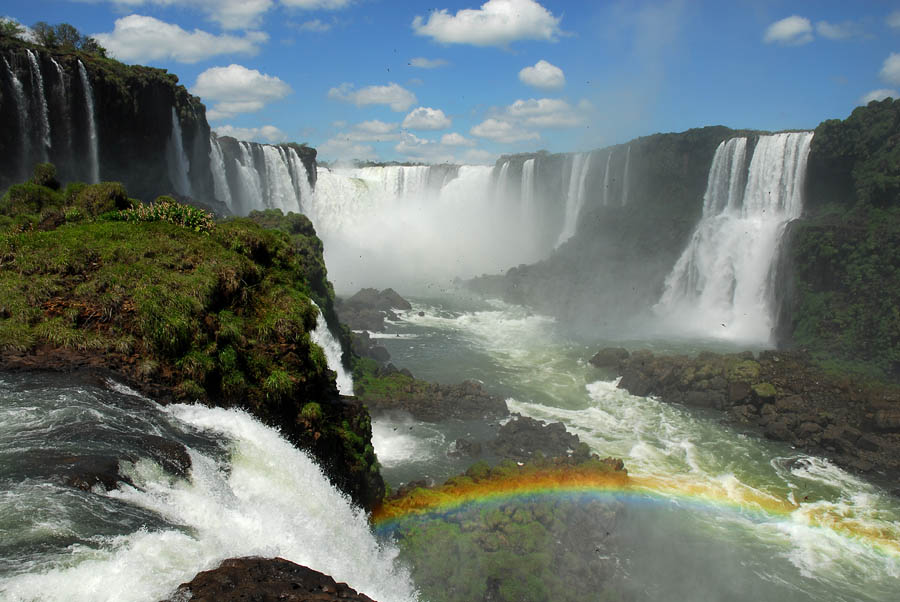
top-left (0, 170), bottom-right (382, 508)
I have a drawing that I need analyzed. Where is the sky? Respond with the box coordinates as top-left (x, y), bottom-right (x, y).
top-left (3, 0), bottom-right (900, 164)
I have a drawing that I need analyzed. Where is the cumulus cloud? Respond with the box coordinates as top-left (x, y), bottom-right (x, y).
top-left (213, 124), bottom-right (286, 143)
top-left (402, 107), bottom-right (452, 130)
top-left (281, 0), bottom-right (352, 8)
top-left (860, 89), bottom-right (898, 104)
top-left (887, 10), bottom-right (900, 29)
top-left (318, 136), bottom-right (377, 161)
top-left (441, 132), bottom-right (475, 146)
top-left (506, 97), bottom-right (586, 127)
top-left (463, 148), bottom-right (496, 164)
top-left (341, 120), bottom-right (401, 141)
top-left (518, 59), bottom-right (565, 89)
top-left (412, 0), bottom-right (563, 47)
top-left (815, 20), bottom-right (862, 40)
top-left (93, 15), bottom-right (267, 63)
top-left (409, 57), bottom-right (449, 69)
top-left (192, 64), bottom-right (291, 120)
top-left (296, 19), bottom-right (332, 32)
top-left (880, 53), bottom-right (900, 86)
top-left (763, 15), bottom-right (813, 45)
top-left (327, 82), bottom-right (417, 111)
top-left (470, 118), bottom-right (539, 143)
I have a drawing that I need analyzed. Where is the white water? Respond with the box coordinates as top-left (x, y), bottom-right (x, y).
top-left (311, 164), bottom-right (557, 292)
top-left (621, 144), bottom-right (631, 206)
top-left (655, 132), bottom-right (813, 343)
top-left (0, 401), bottom-right (416, 602)
top-left (4, 57), bottom-right (29, 171)
top-left (77, 61), bottom-right (99, 184)
top-left (165, 107), bottom-right (192, 197)
top-left (556, 152), bottom-right (594, 246)
top-left (601, 150), bottom-right (612, 205)
top-left (520, 158), bottom-right (537, 235)
top-left (310, 301), bottom-right (354, 395)
top-left (25, 50), bottom-right (51, 161)
top-left (208, 135), bottom-right (233, 210)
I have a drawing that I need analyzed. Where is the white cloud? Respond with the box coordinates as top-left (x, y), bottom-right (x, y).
top-left (213, 124), bottom-right (286, 143)
top-left (412, 0), bottom-right (563, 47)
top-left (880, 53), bottom-right (900, 86)
top-left (470, 118), bottom-right (539, 143)
top-left (887, 10), bottom-right (900, 29)
top-left (860, 89), bottom-right (898, 104)
top-left (402, 107), bottom-right (452, 130)
top-left (318, 136), bottom-right (377, 161)
top-left (297, 19), bottom-right (332, 32)
top-left (409, 57), bottom-right (449, 69)
top-left (341, 120), bottom-right (401, 141)
top-left (355, 120), bottom-right (398, 135)
top-left (441, 132), bottom-right (475, 146)
top-left (463, 148), bottom-right (496, 164)
top-left (815, 20), bottom-right (862, 40)
top-left (281, 0), bottom-right (352, 8)
top-left (327, 82), bottom-right (417, 111)
top-left (192, 64), bottom-right (291, 120)
top-left (518, 60), bottom-right (565, 89)
top-left (763, 15), bottom-right (813, 46)
top-left (506, 97), bottom-right (585, 127)
top-left (93, 15), bottom-right (267, 64)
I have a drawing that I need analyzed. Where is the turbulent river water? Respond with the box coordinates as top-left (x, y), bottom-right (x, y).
top-left (2, 296), bottom-right (899, 601)
top-left (371, 296), bottom-right (900, 601)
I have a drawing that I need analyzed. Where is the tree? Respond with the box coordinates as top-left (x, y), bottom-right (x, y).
top-left (29, 21), bottom-right (108, 57)
top-left (0, 17), bottom-right (25, 40)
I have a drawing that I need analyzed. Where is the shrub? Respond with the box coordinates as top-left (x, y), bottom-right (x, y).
top-left (32, 163), bottom-right (61, 190)
top-left (0, 182), bottom-right (63, 216)
top-left (75, 182), bottom-right (130, 216)
top-left (114, 197), bottom-right (215, 233)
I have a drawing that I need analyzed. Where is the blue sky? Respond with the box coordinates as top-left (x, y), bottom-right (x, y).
top-left (3, 1), bottom-right (900, 164)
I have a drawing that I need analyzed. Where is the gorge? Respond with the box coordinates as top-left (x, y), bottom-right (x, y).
top-left (1, 30), bottom-right (899, 602)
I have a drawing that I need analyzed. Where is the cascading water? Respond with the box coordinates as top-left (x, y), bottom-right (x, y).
top-left (655, 132), bottom-right (813, 343)
top-left (555, 152), bottom-right (594, 246)
top-left (77, 60), bottom-right (99, 184)
top-left (601, 150), bottom-right (612, 205)
top-left (309, 302), bottom-right (354, 395)
top-left (4, 57), bottom-right (29, 176)
top-left (621, 144), bottom-right (631, 206)
top-left (208, 135), bottom-right (233, 211)
top-left (286, 146), bottom-right (314, 214)
top-left (521, 158), bottom-right (537, 234)
top-left (25, 50), bottom-right (51, 162)
top-left (261, 145), bottom-right (301, 214)
top-left (165, 107), bottom-right (192, 197)
top-left (0, 375), bottom-right (417, 602)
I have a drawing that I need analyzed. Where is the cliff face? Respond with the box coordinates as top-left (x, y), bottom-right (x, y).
top-left (468, 126), bottom-right (745, 336)
top-left (0, 38), bottom-right (216, 208)
top-left (776, 99), bottom-right (900, 380)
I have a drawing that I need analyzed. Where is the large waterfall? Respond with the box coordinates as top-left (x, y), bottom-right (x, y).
top-left (655, 132), bottom-right (814, 343)
top-left (310, 301), bottom-right (354, 395)
top-left (207, 135), bottom-right (313, 216)
top-left (25, 50), bottom-right (51, 162)
top-left (556, 151), bottom-right (594, 246)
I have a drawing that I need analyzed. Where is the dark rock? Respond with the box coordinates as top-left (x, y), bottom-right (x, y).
top-left (873, 409), bottom-right (900, 432)
top-left (857, 433), bottom-right (883, 452)
top-left (765, 420), bottom-right (793, 442)
top-left (159, 557), bottom-right (376, 602)
top-left (683, 390), bottom-right (723, 409)
top-left (728, 381), bottom-right (752, 404)
top-left (450, 438), bottom-right (483, 457)
top-left (61, 455), bottom-right (133, 491)
top-left (336, 288), bottom-right (411, 331)
top-left (775, 395), bottom-right (805, 412)
top-left (617, 369), bottom-right (652, 397)
top-left (133, 434), bottom-right (191, 478)
top-left (363, 377), bottom-right (508, 422)
top-left (588, 347), bottom-right (630, 370)
top-left (798, 422), bottom-right (823, 436)
top-left (490, 416), bottom-right (586, 462)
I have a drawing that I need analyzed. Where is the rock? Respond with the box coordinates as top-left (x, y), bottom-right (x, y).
top-left (775, 395), bottom-right (805, 412)
top-left (752, 382), bottom-right (777, 402)
top-left (159, 557), bottom-right (376, 602)
top-left (61, 455), bottom-right (133, 491)
top-left (857, 433), bottom-right (883, 452)
top-left (617, 369), bottom-right (653, 397)
top-left (490, 416), bottom-right (585, 462)
top-left (683, 390), bottom-right (724, 409)
top-left (728, 381), bottom-right (752, 404)
top-left (449, 438), bottom-right (483, 457)
top-left (588, 347), bottom-right (630, 370)
top-left (765, 420), bottom-right (793, 442)
top-left (798, 422), bottom-right (823, 436)
top-left (873, 409), bottom-right (900, 432)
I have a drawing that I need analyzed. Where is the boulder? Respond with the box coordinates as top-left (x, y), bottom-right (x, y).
top-left (159, 557), bottom-right (376, 602)
top-left (588, 347), bottom-right (630, 370)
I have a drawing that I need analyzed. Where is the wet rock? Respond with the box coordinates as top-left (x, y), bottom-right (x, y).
top-left (765, 420), bottom-right (793, 442)
top-left (491, 416), bottom-right (587, 462)
top-left (159, 557), bottom-right (376, 602)
top-left (336, 288), bottom-right (412, 331)
top-left (798, 422), bottom-right (823, 436)
top-left (588, 347), bottom-right (630, 370)
top-left (873, 409), bottom-right (900, 432)
top-left (133, 434), bottom-right (191, 478)
top-left (60, 455), bottom-right (133, 491)
top-left (728, 381), bottom-right (752, 404)
top-left (857, 433), bottom-right (883, 452)
top-left (449, 437), bottom-right (483, 458)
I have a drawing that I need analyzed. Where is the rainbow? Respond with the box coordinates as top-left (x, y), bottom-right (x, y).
top-left (373, 465), bottom-right (900, 556)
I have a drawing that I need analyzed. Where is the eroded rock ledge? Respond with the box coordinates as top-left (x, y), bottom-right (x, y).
top-left (592, 348), bottom-right (900, 485)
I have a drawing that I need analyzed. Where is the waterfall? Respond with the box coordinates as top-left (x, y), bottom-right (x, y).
top-left (286, 147), bottom-right (313, 215)
top-left (77, 60), bottom-right (99, 184)
top-left (310, 301), bottom-right (354, 395)
top-left (621, 144), bottom-right (631, 206)
top-left (235, 142), bottom-right (265, 212)
top-left (49, 57), bottom-right (71, 160)
top-left (655, 132), bottom-right (814, 343)
top-left (521, 158), bottom-right (536, 233)
top-left (261, 145), bottom-right (301, 213)
top-left (600, 150), bottom-right (611, 205)
top-left (555, 152), bottom-right (594, 246)
top-left (208, 135), bottom-right (233, 211)
top-left (495, 160), bottom-right (510, 200)
top-left (165, 107), bottom-right (192, 197)
top-left (4, 57), bottom-right (29, 178)
top-left (25, 50), bottom-right (51, 161)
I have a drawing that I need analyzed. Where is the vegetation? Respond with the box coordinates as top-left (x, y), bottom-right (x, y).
top-left (30, 21), bottom-right (107, 56)
top-left (0, 168), bottom-right (382, 507)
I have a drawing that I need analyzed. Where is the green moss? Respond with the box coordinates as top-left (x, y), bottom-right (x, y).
top-left (300, 402), bottom-right (322, 422)
top-left (728, 359), bottom-right (761, 382)
top-left (752, 382), bottom-right (777, 399)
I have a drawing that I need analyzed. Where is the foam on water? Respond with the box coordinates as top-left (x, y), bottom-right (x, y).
top-left (0, 403), bottom-right (418, 602)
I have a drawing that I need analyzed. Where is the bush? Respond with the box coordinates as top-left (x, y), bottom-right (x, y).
top-left (32, 163), bottom-right (60, 191)
top-left (75, 182), bottom-right (130, 216)
top-left (114, 197), bottom-right (215, 233)
top-left (0, 182), bottom-right (63, 216)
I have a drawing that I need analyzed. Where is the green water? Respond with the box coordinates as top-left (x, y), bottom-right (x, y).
top-left (370, 296), bottom-right (900, 601)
